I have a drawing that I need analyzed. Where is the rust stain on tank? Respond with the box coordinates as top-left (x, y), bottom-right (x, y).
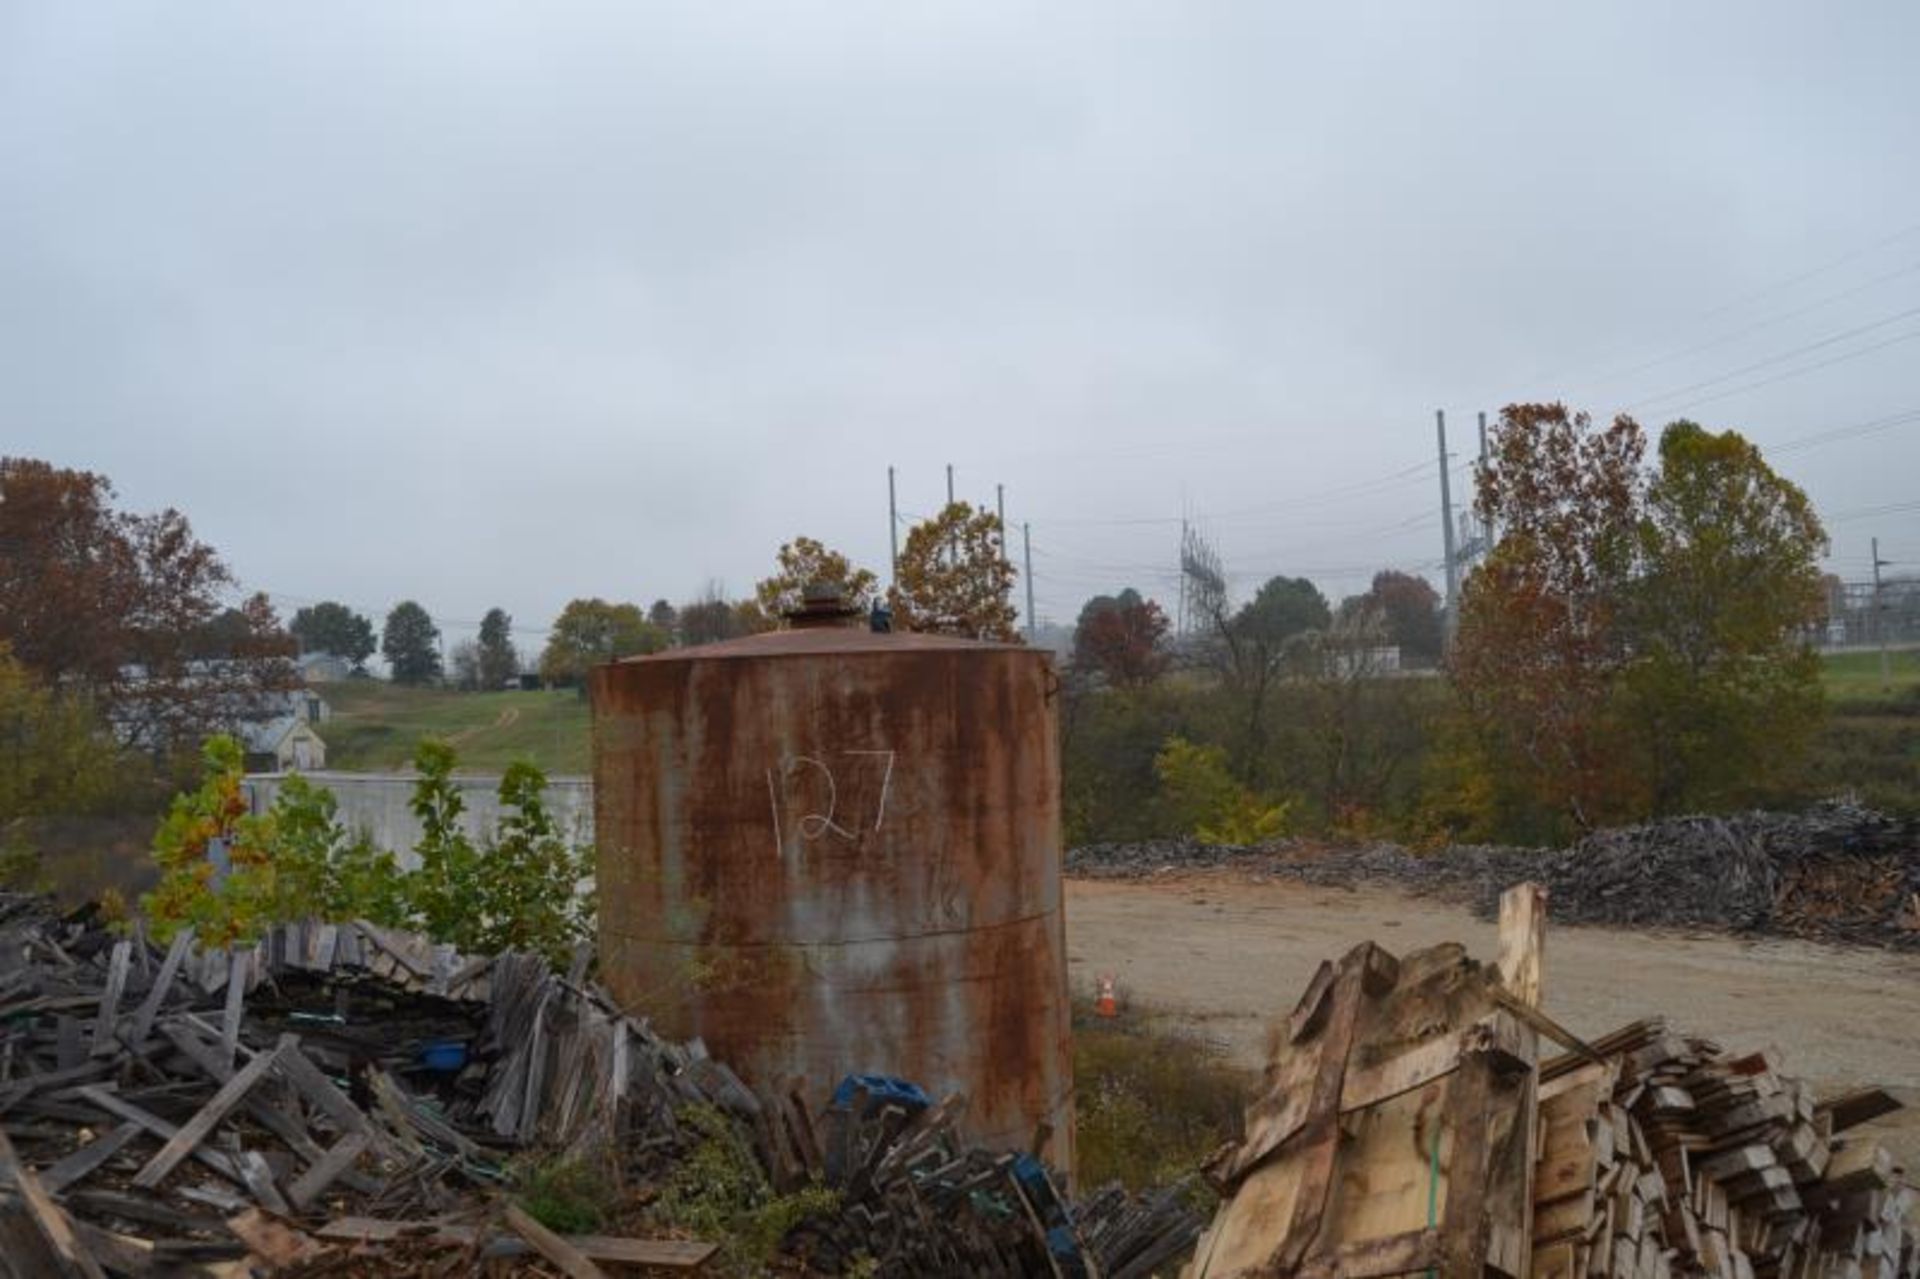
top-left (589, 626), bottom-right (1073, 1172)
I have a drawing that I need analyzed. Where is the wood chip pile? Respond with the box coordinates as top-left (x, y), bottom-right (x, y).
top-left (1068, 805), bottom-right (1920, 948)
top-left (0, 895), bottom-right (1196, 1277)
top-left (1185, 885), bottom-right (1916, 1279)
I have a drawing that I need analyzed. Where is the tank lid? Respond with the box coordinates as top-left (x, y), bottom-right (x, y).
top-left (612, 627), bottom-right (1035, 663)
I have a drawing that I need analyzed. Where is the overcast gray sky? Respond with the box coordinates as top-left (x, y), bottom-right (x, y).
top-left (4, 2), bottom-right (1917, 647)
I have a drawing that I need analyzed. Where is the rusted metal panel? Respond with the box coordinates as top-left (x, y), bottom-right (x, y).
top-left (589, 630), bottom-right (1073, 1171)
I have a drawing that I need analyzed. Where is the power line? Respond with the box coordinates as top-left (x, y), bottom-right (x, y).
top-left (1651, 324), bottom-right (1920, 416)
top-left (1518, 214), bottom-right (1920, 393)
top-left (1578, 258), bottom-right (1920, 393)
top-left (1623, 302), bottom-right (1920, 412)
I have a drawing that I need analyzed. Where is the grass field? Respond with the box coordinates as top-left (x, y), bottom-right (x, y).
top-left (316, 680), bottom-right (592, 774)
top-left (1820, 646), bottom-right (1920, 704)
top-left (309, 648), bottom-right (1919, 789)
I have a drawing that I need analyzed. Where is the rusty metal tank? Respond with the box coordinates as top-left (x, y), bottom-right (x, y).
top-left (588, 611), bottom-right (1073, 1170)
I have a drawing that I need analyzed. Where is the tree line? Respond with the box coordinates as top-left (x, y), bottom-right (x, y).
top-left (290, 499), bottom-right (1025, 690)
top-left (1058, 405), bottom-right (1838, 846)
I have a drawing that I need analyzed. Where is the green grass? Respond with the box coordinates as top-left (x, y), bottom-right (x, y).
top-left (1820, 648), bottom-right (1920, 705)
top-left (315, 680), bottom-right (592, 774)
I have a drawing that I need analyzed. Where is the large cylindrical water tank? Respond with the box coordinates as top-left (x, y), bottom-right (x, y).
top-left (589, 624), bottom-right (1072, 1169)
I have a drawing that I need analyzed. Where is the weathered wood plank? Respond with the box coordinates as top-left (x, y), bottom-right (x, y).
top-left (0, 1127), bottom-right (107, 1278)
top-left (36, 1121), bottom-right (144, 1195)
top-left (504, 1203), bottom-right (608, 1279)
top-left (217, 948), bottom-right (248, 1075)
top-left (125, 930), bottom-right (193, 1049)
top-left (287, 1131), bottom-right (369, 1211)
top-left (317, 1217), bottom-right (719, 1268)
top-left (88, 942), bottom-right (131, 1059)
top-left (130, 1039), bottom-right (284, 1190)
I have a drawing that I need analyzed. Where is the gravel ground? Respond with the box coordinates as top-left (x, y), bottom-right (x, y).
top-left (1062, 870), bottom-right (1920, 1170)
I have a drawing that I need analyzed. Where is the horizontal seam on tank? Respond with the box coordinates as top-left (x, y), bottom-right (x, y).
top-left (601, 905), bottom-right (1062, 949)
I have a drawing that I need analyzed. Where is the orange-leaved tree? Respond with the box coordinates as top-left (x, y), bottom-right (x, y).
top-left (1451, 403), bottom-right (1646, 837)
top-left (755, 537), bottom-right (879, 620)
top-left (888, 503), bottom-right (1020, 641)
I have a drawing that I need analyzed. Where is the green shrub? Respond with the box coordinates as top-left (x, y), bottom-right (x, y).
top-left (1153, 735), bottom-right (1290, 844)
top-left (512, 1154), bottom-right (617, 1235)
top-left (143, 734), bottom-right (593, 967)
top-left (652, 1104), bottom-right (839, 1275)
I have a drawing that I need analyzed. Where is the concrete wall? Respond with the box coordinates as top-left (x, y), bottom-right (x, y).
top-left (242, 771), bottom-right (594, 867)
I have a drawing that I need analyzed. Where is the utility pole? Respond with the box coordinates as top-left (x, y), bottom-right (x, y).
top-left (946, 464), bottom-right (954, 509)
top-left (1176, 517), bottom-right (1189, 637)
top-left (1023, 521), bottom-right (1036, 643)
top-left (1437, 410), bottom-right (1459, 634)
top-left (1873, 537), bottom-right (1891, 692)
top-left (996, 483), bottom-right (1006, 567)
top-left (1477, 411), bottom-right (1492, 550)
top-left (887, 466), bottom-right (900, 587)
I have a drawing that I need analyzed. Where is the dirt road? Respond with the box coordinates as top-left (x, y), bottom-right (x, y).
top-left (1064, 871), bottom-right (1920, 1163)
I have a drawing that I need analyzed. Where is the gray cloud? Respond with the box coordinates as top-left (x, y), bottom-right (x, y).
top-left (4, 1), bottom-right (1916, 642)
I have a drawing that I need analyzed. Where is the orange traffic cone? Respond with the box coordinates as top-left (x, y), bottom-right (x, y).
top-left (1095, 974), bottom-right (1118, 1019)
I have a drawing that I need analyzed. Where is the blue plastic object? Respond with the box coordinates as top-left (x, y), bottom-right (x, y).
top-left (418, 1038), bottom-right (469, 1073)
top-left (829, 1073), bottom-right (931, 1114)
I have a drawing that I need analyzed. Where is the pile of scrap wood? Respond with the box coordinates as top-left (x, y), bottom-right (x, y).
top-left (1069, 805), bottom-right (1920, 948)
top-left (0, 894), bottom-right (1197, 1276)
top-left (1532, 1020), bottom-right (1911, 1279)
top-left (1186, 884), bottom-right (1917, 1279)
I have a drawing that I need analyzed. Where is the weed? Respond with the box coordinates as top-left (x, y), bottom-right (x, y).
top-left (651, 1104), bottom-right (838, 1275)
top-left (510, 1154), bottom-right (617, 1235)
top-left (1071, 996), bottom-right (1250, 1194)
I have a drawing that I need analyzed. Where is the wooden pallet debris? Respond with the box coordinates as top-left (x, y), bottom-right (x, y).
top-left (1187, 882), bottom-right (1918, 1279)
top-left (0, 893), bottom-right (1191, 1277)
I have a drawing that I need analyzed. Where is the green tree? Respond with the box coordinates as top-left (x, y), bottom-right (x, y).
top-left (755, 536), bottom-right (879, 619)
top-left (538, 598), bottom-right (666, 686)
top-left (887, 503), bottom-right (1019, 640)
top-left (142, 735), bottom-right (278, 947)
top-left (677, 593), bottom-right (746, 647)
top-left (648, 599), bottom-right (679, 641)
top-left (403, 738), bottom-right (484, 946)
top-left (478, 607), bottom-right (519, 689)
top-left (1622, 422), bottom-right (1828, 812)
top-left (1210, 575), bottom-right (1330, 779)
top-left (382, 601), bottom-right (443, 685)
top-left (289, 601), bottom-right (377, 669)
top-left (479, 761), bottom-right (595, 965)
top-left (0, 647), bottom-right (132, 826)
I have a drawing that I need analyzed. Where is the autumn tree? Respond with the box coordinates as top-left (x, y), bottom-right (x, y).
top-left (1351, 570), bottom-right (1442, 666)
top-left (677, 593), bottom-right (745, 647)
top-left (289, 602), bottom-right (377, 669)
top-left (538, 598), bottom-right (665, 685)
top-left (1452, 403), bottom-right (1645, 835)
top-left (1072, 589), bottom-right (1171, 686)
top-left (0, 458), bottom-right (297, 754)
top-left (382, 601), bottom-right (443, 686)
top-left (477, 607), bottom-right (518, 688)
top-left (756, 537), bottom-right (879, 620)
top-left (1621, 422), bottom-right (1828, 812)
top-left (887, 502), bottom-right (1020, 640)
